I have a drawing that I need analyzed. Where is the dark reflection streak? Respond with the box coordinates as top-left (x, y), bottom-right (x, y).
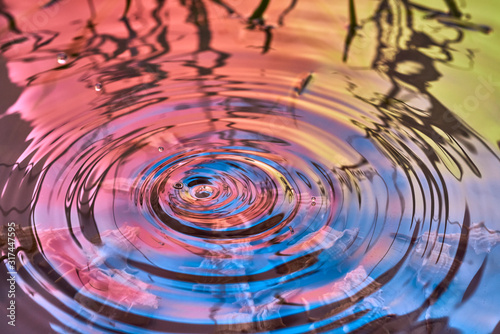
top-left (415, 158), bottom-right (440, 256)
top-left (343, 0), bottom-right (358, 62)
top-left (368, 170), bottom-right (406, 276)
top-left (354, 173), bottom-right (361, 206)
top-left (63, 130), bottom-right (147, 247)
top-left (369, 0), bottom-right (389, 70)
top-left (274, 293), bottom-right (303, 306)
top-left (77, 158), bottom-right (105, 245)
top-left (33, 0), bottom-right (167, 93)
top-left (63, 170), bottom-right (83, 249)
top-left (338, 158), bottom-right (369, 171)
top-left (407, 1), bottom-right (453, 18)
top-left (278, 0), bottom-right (298, 26)
top-left (181, 0), bottom-right (230, 135)
top-left (266, 177), bottom-right (279, 214)
top-left (295, 72), bottom-right (313, 95)
top-left (460, 255), bottom-right (488, 304)
top-left (140, 0), bottom-right (167, 55)
top-left (296, 171), bottom-right (312, 188)
top-left (352, 313), bottom-right (460, 333)
top-left (0, 36), bottom-right (27, 52)
top-left (308, 310), bottom-right (371, 333)
top-left (431, 163), bottom-right (451, 262)
top-left (245, 1), bottom-right (280, 55)
top-left (0, 0), bottom-right (20, 33)
top-left (249, 0), bottom-right (270, 22)
top-left (313, 162), bottom-right (335, 200)
top-left (120, 17), bottom-right (138, 56)
top-left (262, 25), bottom-right (273, 54)
top-left (436, 18), bottom-right (492, 35)
top-left (409, 166), bottom-right (426, 233)
top-left (122, 0), bottom-right (132, 18)
top-left (365, 198), bottom-right (379, 252)
top-left (186, 0), bottom-right (211, 52)
top-left (156, 25), bottom-right (170, 54)
top-left (32, 31), bottom-right (59, 52)
top-left (443, 0), bottom-right (462, 18)
top-left (423, 206), bottom-right (469, 308)
top-left (0, 201), bottom-right (31, 215)
top-left (111, 159), bottom-right (121, 246)
top-left (210, 0), bottom-right (236, 15)
top-left (128, 250), bottom-right (322, 283)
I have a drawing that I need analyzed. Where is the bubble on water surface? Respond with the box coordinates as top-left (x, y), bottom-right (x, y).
top-left (57, 52), bottom-right (67, 64)
top-left (193, 185), bottom-right (214, 199)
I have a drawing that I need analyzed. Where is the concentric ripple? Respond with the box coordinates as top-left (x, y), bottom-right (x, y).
top-left (1, 0), bottom-right (500, 333)
top-left (16, 75), bottom-right (499, 332)
top-left (141, 148), bottom-right (299, 238)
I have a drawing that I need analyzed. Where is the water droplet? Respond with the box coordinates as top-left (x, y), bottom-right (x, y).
top-left (158, 146), bottom-right (164, 152)
top-left (94, 83), bottom-right (103, 92)
top-left (173, 182), bottom-right (183, 189)
top-left (194, 185), bottom-right (213, 199)
top-left (57, 52), bottom-right (67, 64)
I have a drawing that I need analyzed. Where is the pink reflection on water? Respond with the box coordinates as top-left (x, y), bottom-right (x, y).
top-left (37, 226), bottom-right (159, 310)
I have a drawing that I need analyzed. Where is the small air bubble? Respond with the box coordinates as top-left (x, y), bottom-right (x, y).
top-left (158, 146), bottom-right (164, 152)
top-left (311, 196), bottom-right (316, 206)
top-left (173, 182), bottom-right (183, 189)
top-left (57, 52), bottom-right (67, 65)
top-left (289, 226), bottom-right (294, 234)
top-left (94, 83), bottom-right (103, 92)
top-left (194, 185), bottom-right (213, 199)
